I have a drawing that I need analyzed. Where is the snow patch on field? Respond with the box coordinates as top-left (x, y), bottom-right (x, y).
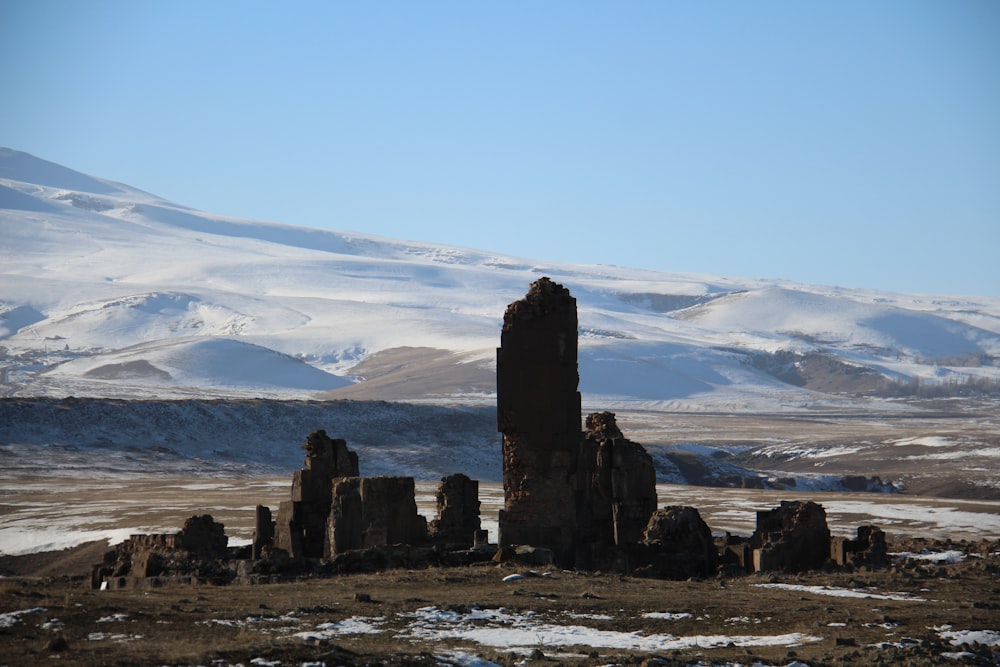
top-left (399, 606), bottom-right (822, 652)
top-left (755, 584), bottom-right (925, 602)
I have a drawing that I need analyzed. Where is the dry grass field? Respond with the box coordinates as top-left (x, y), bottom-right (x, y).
top-left (2, 405), bottom-right (999, 665)
top-left (1, 538), bottom-right (999, 667)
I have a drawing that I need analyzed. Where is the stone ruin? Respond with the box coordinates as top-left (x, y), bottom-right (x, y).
top-left (272, 429), bottom-right (359, 558)
top-left (93, 432), bottom-right (487, 589)
top-left (497, 277), bottom-right (659, 569)
top-left (91, 277), bottom-right (892, 588)
top-left (265, 432), bottom-right (482, 560)
top-left (494, 278), bottom-right (888, 578)
top-left (93, 514), bottom-right (230, 589)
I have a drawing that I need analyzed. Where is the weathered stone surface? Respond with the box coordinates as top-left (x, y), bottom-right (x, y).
top-left (497, 277), bottom-right (582, 565)
top-left (751, 500), bottom-right (831, 572)
top-left (92, 514), bottom-right (231, 588)
top-left (831, 525), bottom-right (888, 569)
top-left (327, 478), bottom-right (363, 556)
top-left (641, 505), bottom-right (717, 579)
top-left (175, 514), bottom-right (228, 557)
top-left (252, 505), bottom-right (274, 560)
top-left (274, 430), bottom-right (361, 558)
top-left (302, 429), bottom-right (360, 476)
top-left (361, 476), bottom-right (427, 548)
top-left (326, 476), bottom-right (428, 556)
top-left (585, 411), bottom-right (657, 546)
top-left (429, 473), bottom-right (481, 547)
top-left (496, 282), bottom-right (660, 568)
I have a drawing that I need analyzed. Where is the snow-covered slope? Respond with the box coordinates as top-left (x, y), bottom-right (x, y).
top-left (2, 147), bottom-right (999, 408)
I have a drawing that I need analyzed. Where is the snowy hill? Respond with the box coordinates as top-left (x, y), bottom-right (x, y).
top-left (2, 147), bottom-right (999, 408)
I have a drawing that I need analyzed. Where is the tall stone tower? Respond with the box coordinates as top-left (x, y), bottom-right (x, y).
top-left (496, 277), bottom-right (582, 564)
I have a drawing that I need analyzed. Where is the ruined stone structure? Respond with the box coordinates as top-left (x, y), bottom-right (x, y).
top-left (252, 505), bottom-right (274, 560)
top-left (89, 279), bottom-right (898, 587)
top-left (497, 279), bottom-right (658, 567)
top-left (428, 472), bottom-right (481, 547)
top-left (273, 429), bottom-right (359, 558)
top-left (751, 500), bottom-right (832, 572)
top-left (831, 524), bottom-right (888, 569)
top-left (497, 277), bottom-right (582, 564)
top-left (93, 514), bottom-right (229, 589)
top-left (326, 476), bottom-right (427, 557)
top-left (641, 505), bottom-right (718, 579)
top-left (581, 411), bottom-right (658, 548)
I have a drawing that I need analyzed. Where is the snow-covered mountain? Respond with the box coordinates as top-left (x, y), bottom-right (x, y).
top-left (2, 147), bottom-right (999, 409)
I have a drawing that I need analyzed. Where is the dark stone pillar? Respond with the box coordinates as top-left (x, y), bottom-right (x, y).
top-left (497, 277), bottom-right (581, 566)
top-left (327, 476), bottom-right (428, 556)
top-left (252, 505), bottom-right (274, 560)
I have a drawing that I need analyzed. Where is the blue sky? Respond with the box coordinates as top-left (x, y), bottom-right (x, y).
top-left (3, 1), bottom-right (998, 296)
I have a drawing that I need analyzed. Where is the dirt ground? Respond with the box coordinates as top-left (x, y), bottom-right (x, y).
top-left (2, 537), bottom-right (999, 667)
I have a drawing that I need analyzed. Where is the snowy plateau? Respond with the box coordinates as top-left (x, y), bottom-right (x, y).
top-left (3, 150), bottom-right (1000, 667)
top-left (2, 146), bottom-right (1000, 507)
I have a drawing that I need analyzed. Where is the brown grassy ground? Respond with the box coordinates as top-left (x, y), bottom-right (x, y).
top-left (2, 537), bottom-right (999, 667)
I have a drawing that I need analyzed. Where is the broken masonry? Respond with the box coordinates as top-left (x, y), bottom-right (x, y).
top-left (91, 277), bottom-right (892, 588)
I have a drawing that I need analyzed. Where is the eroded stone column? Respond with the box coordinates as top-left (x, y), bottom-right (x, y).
top-left (497, 277), bottom-right (581, 565)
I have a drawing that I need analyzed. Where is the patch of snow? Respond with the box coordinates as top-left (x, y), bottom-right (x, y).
top-left (0, 526), bottom-right (136, 556)
top-left (892, 436), bottom-right (957, 448)
top-left (936, 626), bottom-right (1000, 648)
top-left (293, 616), bottom-right (385, 640)
top-left (42, 618), bottom-right (64, 631)
top-left (641, 612), bottom-right (693, 621)
top-left (755, 584), bottom-right (925, 602)
top-left (96, 613), bottom-right (129, 623)
top-left (433, 651), bottom-right (503, 667)
top-left (892, 550), bottom-right (966, 565)
top-left (0, 607), bottom-right (46, 628)
top-left (401, 605), bottom-right (821, 652)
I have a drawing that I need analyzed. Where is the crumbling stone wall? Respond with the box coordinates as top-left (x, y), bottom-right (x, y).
top-left (641, 505), bottom-right (718, 579)
top-left (751, 500), bottom-right (831, 572)
top-left (93, 514), bottom-right (229, 588)
top-left (274, 430), bottom-right (359, 558)
top-left (497, 277), bottom-right (582, 565)
top-left (831, 525), bottom-right (887, 569)
top-left (584, 411), bottom-right (657, 547)
top-left (429, 473), bottom-right (481, 547)
top-left (326, 476), bottom-right (428, 557)
top-left (252, 505), bottom-right (274, 560)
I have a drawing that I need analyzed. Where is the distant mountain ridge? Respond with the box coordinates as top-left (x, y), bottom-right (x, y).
top-left (2, 147), bottom-right (999, 409)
